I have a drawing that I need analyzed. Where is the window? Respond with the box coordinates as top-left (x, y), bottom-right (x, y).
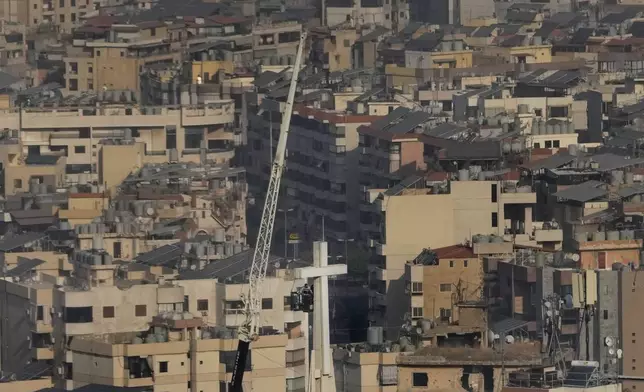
top-left (13, 179), bottom-right (22, 189)
top-left (59, 0), bottom-right (64, 6)
top-left (553, 140), bottom-right (560, 148)
top-left (69, 62), bottom-right (78, 74)
top-left (604, 310), bottom-right (609, 320)
top-left (103, 306), bottom-right (115, 318)
top-left (59, 14), bottom-right (65, 23)
top-left (411, 282), bottom-right (423, 293)
top-left (71, 13), bottom-right (76, 22)
top-left (491, 184), bottom-right (497, 203)
top-left (492, 212), bottom-right (498, 228)
top-left (412, 307), bottom-right (423, 318)
top-left (343, 39), bottom-right (350, 47)
top-left (535, 109), bottom-right (543, 117)
top-left (166, 126), bottom-right (177, 149)
top-left (151, 27), bottom-right (156, 36)
top-left (197, 300), bottom-right (208, 311)
top-left (379, 365), bottom-right (398, 386)
top-left (37, 306), bottom-right (44, 321)
top-left (440, 284), bottom-right (451, 292)
top-left (412, 372), bottom-right (428, 387)
top-left (87, 80), bottom-right (93, 90)
top-left (449, 260), bottom-right (454, 267)
top-left (262, 298), bottom-right (273, 309)
top-left (74, 145), bottom-right (86, 154)
top-left (69, 78), bottom-right (78, 91)
top-left (71, 0), bottom-right (75, 5)
top-left (96, 50), bottom-right (101, 56)
top-left (113, 242), bottom-right (122, 258)
top-left (159, 361), bottom-right (168, 373)
top-left (440, 308), bottom-right (451, 321)
top-left (88, 65), bottom-right (93, 73)
top-left (534, 142), bottom-right (541, 148)
top-left (202, 211), bottom-right (206, 219)
top-left (284, 296), bottom-right (291, 310)
top-left (64, 306), bottom-right (93, 323)
top-left (545, 140), bottom-right (552, 148)
top-left (135, 305), bottom-right (147, 317)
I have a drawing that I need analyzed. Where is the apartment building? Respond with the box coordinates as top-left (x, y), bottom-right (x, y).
top-left (0, 245), bottom-right (309, 391)
top-left (0, 92), bottom-right (235, 195)
top-left (325, 0), bottom-right (409, 31)
top-left (246, 100), bottom-right (381, 240)
top-left (364, 174), bottom-right (536, 337)
top-left (0, 0), bottom-right (91, 31)
top-left (310, 26), bottom-right (359, 72)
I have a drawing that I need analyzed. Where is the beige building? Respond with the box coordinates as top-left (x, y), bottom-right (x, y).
top-left (0, 0), bottom-right (90, 31)
top-left (0, 99), bottom-right (235, 195)
top-left (0, 247), bottom-right (309, 391)
top-left (365, 178), bottom-right (537, 338)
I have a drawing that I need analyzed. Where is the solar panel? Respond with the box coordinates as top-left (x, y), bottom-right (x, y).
top-left (383, 175), bottom-right (423, 196)
top-left (387, 111), bottom-right (432, 134)
top-left (370, 107), bottom-right (411, 130)
top-left (6, 257), bottom-right (45, 277)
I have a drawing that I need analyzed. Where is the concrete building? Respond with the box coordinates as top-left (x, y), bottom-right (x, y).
top-left (246, 101), bottom-right (381, 240)
top-left (0, 246), bottom-right (309, 391)
top-left (0, 96), bottom-right (236, 195)
top-left (364, 177), bottom-right (536, 338)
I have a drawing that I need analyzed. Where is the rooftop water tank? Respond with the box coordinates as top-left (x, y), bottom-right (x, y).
top-left (367, 326), bottom-right (384, 345)
top-left (575, 232), bottom-right (588, 243)
top-left (592, 231), bottom-right (606, 242)
top-left (458, 169), bottom-right (470, 181)
top-left (606, 231), bottom-right (620, 241)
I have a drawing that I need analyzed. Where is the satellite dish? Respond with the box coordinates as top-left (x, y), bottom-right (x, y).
top-left (617, 349), bottom-right (623, 359)
top-left (605, 336), bottom-right (614, 347)
top-left (609, 348), bottom-right (616, 356)
top-left (494, 333), bottom-right (500, 340)
top-left (505, 335), bottom-right (515, 344)
top-left (572, 254), bottom-right (580, 262)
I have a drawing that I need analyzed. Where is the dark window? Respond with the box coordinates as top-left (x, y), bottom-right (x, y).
top-left (96, 50), bottom-right (100, 56)
top-left (74, 145), bottom-right (85, 153)
top-left (166, 127), bottom-right (177, 149)
top-left (204, 72), bottom-right (210, 81)
top-left (534, 142), bottom-right (541, 148)
top-left (449, 260), bottom-right (454, 267)
top-left (69, 62), bottom-right (78, 74)
top-left (604, 310), bottom-right (609, 320)
top-left (535, 109), bottom-right (542, 116)
top-left (440, 284), bottom-right (451, 292)
top-left (150, 28), bottom-right (156, 36)
top-left (37, 306), bottom-right (44, 321)
top-left (440, 308), bottom-right (451, 321)
top-left (103, 306), bottom-right (115, 318)
top-left (184, 296), bottom-right (189, 311)
top-left (13, 179), bottom-right (22, 189)
top-left (464, 260), bottom-right (468, 267)
top-left (63, 306), bottom-right (93, 323)
top-left (59, 14), bottom-right (65, 23)
top-left (135, 305), bottom-right (146, 317)
top-left (492, 212), bottom-right (498, 228)
top-left (197, 300), bottom-right (208, 311)
top-left (113, 242), bottom-right (122, 258)
top-left (59, 0), bottom-right (64, 6)
top-left (553, 140), bottom-right (560, 148)
top-left (159, 361), bottom-right (168, 373)
top-left (71, 0), bottom-right (75, 5)
top-left (220, 351), bottom-right (251, 372)
top-left (413, 372), bottom-right (428, 387)
top-left (69, 78), bottom-right (78, 91)
top-left (545, 140), bottom-right (552, 148)
top-left (71, 13), bottom-right (76, 22)
top-left (491, 184), bottom-right (497, 203)
top-left (262, 298), bottom-right (273, 309)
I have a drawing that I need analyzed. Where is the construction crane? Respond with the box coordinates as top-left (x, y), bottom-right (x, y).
top-left (228, 30), bottom-right (308, 392)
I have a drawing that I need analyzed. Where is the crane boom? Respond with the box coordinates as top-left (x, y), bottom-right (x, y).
top-left (229, 30), bottom-right (308, 392)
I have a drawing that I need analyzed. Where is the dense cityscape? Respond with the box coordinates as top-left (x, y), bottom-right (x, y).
top-left (0, 0), bottom-right (640, 391)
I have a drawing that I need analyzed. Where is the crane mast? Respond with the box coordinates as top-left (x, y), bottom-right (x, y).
top-left (229, 30), bottom-right (308, 392)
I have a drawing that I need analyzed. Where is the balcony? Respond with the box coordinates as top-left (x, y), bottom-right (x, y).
top-left (32, 346), bottom-right (54, 360)
top-left (369, 290), bottom-right (386, 307)
top-left (375, 241), bottom-right (387, 256)
top-left (534, 228), bottom-right (563, 243)
top-left (369, 265), bottom-right (386, 281)
top-left (0, 101), bottom-right (235, 130)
